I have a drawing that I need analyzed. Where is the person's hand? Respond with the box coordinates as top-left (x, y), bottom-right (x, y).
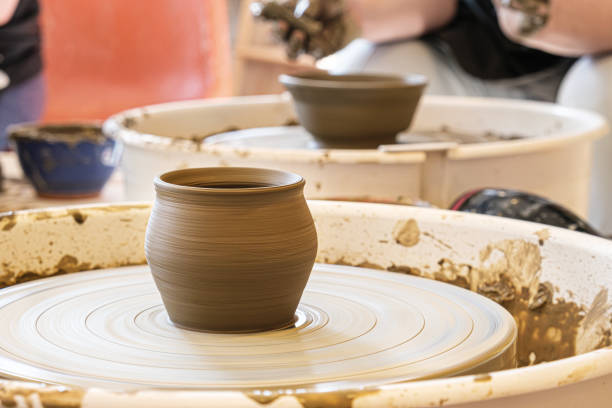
top-left (495, 0), bottom-right (550, 36)
top-left (0, 70), bottom-right (9, 91)
top-left (250, 0), bottom-right (348, 60)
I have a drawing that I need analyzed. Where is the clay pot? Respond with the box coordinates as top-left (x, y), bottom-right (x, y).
top-left (9, 123), bottom-right (119, 198)
top-left (145, 167), bottom-right (318, 332)
top-left (279, 71), bottom-right (427, 148)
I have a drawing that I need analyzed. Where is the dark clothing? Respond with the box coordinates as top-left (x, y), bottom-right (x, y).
top-left (0, 0), bottom-right (42, 86)
top-left (429, 0), bottom-right (576, 80)
top-left (0, 72), bottom-right (45, 150)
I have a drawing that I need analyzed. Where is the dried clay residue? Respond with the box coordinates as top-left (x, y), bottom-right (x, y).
top-left (473, 373), bottom-right (492, 382)
top-left (474, 240), bottom-right (611, 366)
top-left (575, 289), bottom-right (611, 354)
top-left (0, 383), bottom-right (83, 408)
top-left (244, 392), bottom-right (281, 405)
top-left (245, 389), bottom-right (379, 408)
top-left (423, 232), bottom-right (453, 251)
top-left (332, 238), bottom-right (612, 368)
top-left (505, 285), bottom-right (585, 366)
top-left (10, 124), bottom-right (106, 145)
top-left (68, 210), bottom-right (87, 225)
top-left (431, 258), bottom-right (472, 290)
top-left (55, 255), bottom-right (91, 274)
top-left (535, 228), bottom-right (550, 246)
top-left (557, 364), bottom-right (597, 386)
top-left (332, 257), bottom-right (385, 272)
top-left (0, 255), bottom-right (93, 289)
top-left (392, 219), bottom-right (420, 247)
top-left (0, 212), bottom-right (16, 231)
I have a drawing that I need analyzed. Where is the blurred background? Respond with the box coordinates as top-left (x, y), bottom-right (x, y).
top-left (38, 0), bottom-right (316, 122)
top-left (41, 0), bottom-right (232, 121)
top-left (2, 0), bottom-right (612, 236)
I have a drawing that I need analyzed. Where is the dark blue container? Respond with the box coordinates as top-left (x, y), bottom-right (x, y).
top-left (9, 123), bottom-right (121, 198)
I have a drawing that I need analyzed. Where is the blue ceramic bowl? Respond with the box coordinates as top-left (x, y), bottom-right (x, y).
top-left (9, 123), bottom-right (121, 198)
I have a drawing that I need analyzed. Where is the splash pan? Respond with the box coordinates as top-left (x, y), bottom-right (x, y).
top-left (0, 202), bottom-right (610, 407)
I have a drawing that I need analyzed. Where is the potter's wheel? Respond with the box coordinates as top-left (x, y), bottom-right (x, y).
top-left (205, 126), bottom-right (315, 149)
top-left (203, 126), bottom-right (524, 150)
top-left (0, 264), bottom-right (516, 390)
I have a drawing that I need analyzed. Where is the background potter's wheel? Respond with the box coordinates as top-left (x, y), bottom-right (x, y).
top-left (203, 126), bottom-right (522, 149)
top-left (204, 126), bottom-right (320, 149)
top-left (0, 264), bottom-right (516, 390)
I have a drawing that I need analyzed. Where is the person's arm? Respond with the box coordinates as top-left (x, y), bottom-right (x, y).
top-left (0, 0), bottom-right (20, 26)
top-left (496, 0), bottom-right (612, 56)
top-left (349, 0), bottom-right (458, 43)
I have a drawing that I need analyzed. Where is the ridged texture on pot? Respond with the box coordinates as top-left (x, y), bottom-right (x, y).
top-left (145, 167), bottom-right (317, 332)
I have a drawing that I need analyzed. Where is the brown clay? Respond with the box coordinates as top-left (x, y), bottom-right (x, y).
top-left (327, 251), bottom-right (611, 368)
top-left (145, 167), bottom-right (318, 332)
top-left (8, 122), bottom-right (106, 145)
top-left (279, 71), bottom-right (427, 148)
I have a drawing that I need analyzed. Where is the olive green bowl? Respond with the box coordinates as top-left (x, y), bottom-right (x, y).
top-left (279, 71), bottom-right (427, 149)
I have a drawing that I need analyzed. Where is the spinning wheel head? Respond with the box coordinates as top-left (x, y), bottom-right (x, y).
top-left (0, 264), bottom-right (516, 390)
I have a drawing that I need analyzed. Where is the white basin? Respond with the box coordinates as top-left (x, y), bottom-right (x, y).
top-left (104, 94), bottom-right (607, 216)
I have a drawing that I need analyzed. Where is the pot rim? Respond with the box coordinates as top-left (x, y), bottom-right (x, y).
top-left (154, 167), bottom-right (305, 195)
top-left (8, 121), bottom-right (106, 143)
top-left (278, 71), bottom-right (428, 90)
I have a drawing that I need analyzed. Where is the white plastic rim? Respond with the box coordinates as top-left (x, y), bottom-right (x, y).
top-left (419, 96), bottom-right (608, 160)
top-left (102, 94), bottom-right (608, 218)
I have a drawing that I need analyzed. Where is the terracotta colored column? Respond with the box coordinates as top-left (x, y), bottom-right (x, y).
top-left (39, 0), bottom-right (231, 121)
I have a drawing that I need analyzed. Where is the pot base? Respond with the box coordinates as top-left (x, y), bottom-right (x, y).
top-left (170, 314), bottom-right (299, 334)
top-left (308, 135), bottom-right (398, 150)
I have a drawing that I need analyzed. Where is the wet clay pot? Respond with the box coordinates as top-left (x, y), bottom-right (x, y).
top-left (279, 71), bottom-right (427, 148)
top-left (145, 167), bottom-right (318, 332)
